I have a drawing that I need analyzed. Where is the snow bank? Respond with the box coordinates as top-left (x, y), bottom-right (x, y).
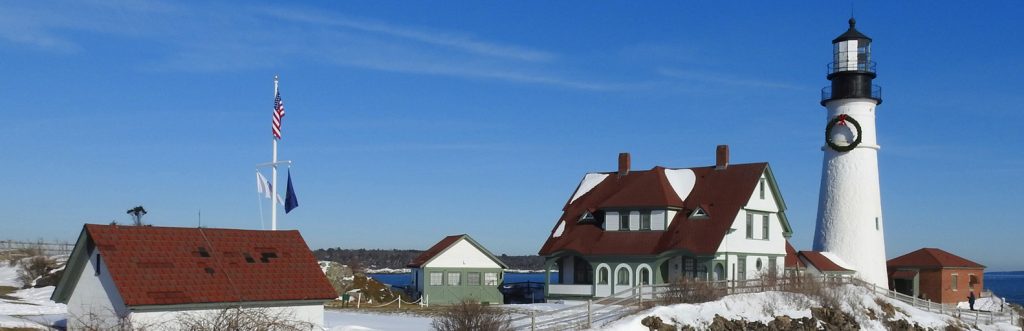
top-left (570, 173), bottom-right (609, 204)
top-left (663, 169), bottom-right (695, 202)
top-left (324, 310), bottom-right (432, 331)
top-left (0, 265), bottom-right (19, 287)
top-left (0, 286), bottom-right (67, 316)
top-left (598, 285), bottom-right (1005, 331)
top-left (0, 314), bottom-right (46, 329)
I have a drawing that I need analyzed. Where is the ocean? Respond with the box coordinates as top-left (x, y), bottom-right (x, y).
top-left (985, 272), bottom-right (1024, 305)
top-left (369, 272), bottom-right (1024, 305)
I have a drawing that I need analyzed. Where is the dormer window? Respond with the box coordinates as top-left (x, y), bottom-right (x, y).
top-left (690, 207), bottom-right (708, 218)
top-left (619, 212), bottom-right (629, 231)
top-left (578, 212), bottom-right (595, 223)
top-left (640, 212), bottom-right (651, 230)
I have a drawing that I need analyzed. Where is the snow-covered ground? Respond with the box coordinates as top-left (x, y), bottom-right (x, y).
top-left (2, 263), bottom-right (1019, 331)
top-left (599, 285), bottom-right (1020, 331)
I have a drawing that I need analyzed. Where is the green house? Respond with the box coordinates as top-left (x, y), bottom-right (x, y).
top-left (408, 234), bottom-right (508, 305)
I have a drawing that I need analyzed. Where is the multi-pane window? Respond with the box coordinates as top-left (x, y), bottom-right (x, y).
top-left (619, 212), bottom-right (630, 231)
top-left (429, 272), bottom-right (443, 286)
top-left (616, 268), bottom-right (630, 285)
top-left (468, 272), bottom-right (481, 286)
top-left (759, 178), bottom-right (766, 199)
top-left (762, 215), bottom-right (770, 240)
top-left (484, 273), bottom-right (499, 286)
top-left (447, 272), bottom-right (461, 286)
top-left (639, 268), bottom-right (650, 285)
top-left (737, 256), bottom-right (747, 281)
top-left (746, 214), bottom-right (754, 239)
top-left (640, 212), bottom-right (651, 230)
top-left (768, 257), bottom-right (777, 275)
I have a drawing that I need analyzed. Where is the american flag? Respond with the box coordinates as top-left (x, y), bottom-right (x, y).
top-left (272, 90), bottom-right (285, 139)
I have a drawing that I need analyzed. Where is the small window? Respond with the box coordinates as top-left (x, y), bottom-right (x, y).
top-left (875, 217), bottom-right (880, 230)
top-left (640, 212), bottom-right (651, 230)
top-left (746, 214), bottom-right (754, 239)
top-left (259, 252), bottom-right (278, 263)
top-left (429, 272), bottom-right (443, 286)
top-left (95, 254), bottom-right (102, 276)
top-left (969, 274), bottom-right (978, 289)
top-left (639, 268), bottom-right (650, 285)
top-left (619, 212), bottom-right (630, 231)
top-left (759, 178), bottom-right (766, 199)
top-left (484, 273), bottom-right (499, 286)
top-left (447, 272), bottom-right (461, 286)
top-left (197, 247), bottom-right (211, 258)
top-left (468, 272), bottom-right (481, 286)
top-left (597, 268), bottom-right (609, 285)
top-left (762, 215), bottom-right (770, 240)
top-left (616, 268), bottom-right (630, 285)
top-left (951, 274), bottom-right (959, 291)
top-left (755, 258), bottom-right (763, 271)
top-left (691, 207), bottom-right (708, 218)
top-left (768, 257), bottom-right (777, 275)
top-left (243, 253), bottom-right (256, 263)
top-left (578, 212), bottom-right (595, 223)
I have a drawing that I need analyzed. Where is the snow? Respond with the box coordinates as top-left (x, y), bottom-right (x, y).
top-left (959, 296), bottom-right (1010, 312)
top-left (324, 310), bottom-right (432, 331)
top-left (818, 251), bottom-right (854, 270)
top-left (0, 314), bottom-right (47, 329)
top-left (663, 169), bottom-right (695, 202)
top-left (598, 285), bottom-right (1021, 331)
top-left (0, 286), bottom-right (67, 316)
top-left (0, 264), bottom-right (18, 287)
top-left (570, 173), bottom-right (609, 204)
top-left (365, 268), bottom-right (411, 274)
top-left (552, 220), bottom-right (565, 237)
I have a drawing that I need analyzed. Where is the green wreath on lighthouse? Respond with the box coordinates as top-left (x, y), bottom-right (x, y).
top-left (825, 114), bottom-right (862, 152)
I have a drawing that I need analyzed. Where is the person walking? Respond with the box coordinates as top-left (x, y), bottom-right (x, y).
top-left (968, 291), bottom-right (976, 311)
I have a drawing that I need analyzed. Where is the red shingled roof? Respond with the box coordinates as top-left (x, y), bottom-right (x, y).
top-left (798, 251), bottom-right (852, 272)
top-left (78, 224), bottom-right (336, 306)
top-left (887, 248), bottom-right (985, 269)
top-left (785, 241), bottom-right (804, 269)
top-left (408, 234), bottom-right (464, 268)
top-left (539, 163), bottom-right (772, 256)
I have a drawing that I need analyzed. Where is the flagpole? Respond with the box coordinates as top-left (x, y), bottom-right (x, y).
top-left (271, 75), bottom-right (279, 231)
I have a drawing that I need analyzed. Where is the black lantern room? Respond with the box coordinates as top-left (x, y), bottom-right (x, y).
top-left (822, 18), bottom-right (882, 105)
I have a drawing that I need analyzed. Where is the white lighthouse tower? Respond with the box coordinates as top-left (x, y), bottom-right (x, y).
top-left (813, 18), bottom-right (888, 287)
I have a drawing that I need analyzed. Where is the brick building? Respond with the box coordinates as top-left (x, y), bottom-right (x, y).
top-left (887, 248), bottom-right (985, 304)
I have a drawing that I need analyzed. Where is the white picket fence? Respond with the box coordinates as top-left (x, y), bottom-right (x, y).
top-left (510, 276), bottom-right (1019, 330)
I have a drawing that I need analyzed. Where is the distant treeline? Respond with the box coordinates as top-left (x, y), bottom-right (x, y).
top-left (312, 248), bottom-right (546, 270)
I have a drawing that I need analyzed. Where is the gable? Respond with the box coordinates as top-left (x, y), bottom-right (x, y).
top-left (56, 224), bottom-right (337, 307)
top-left (423, 238), bottom-right (506, 269)
top-left (741, 167), bottom-right (793, 237)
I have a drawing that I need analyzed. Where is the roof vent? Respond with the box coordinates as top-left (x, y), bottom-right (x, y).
top-left (618, 152), bottom-right (630, 177)
top-left (715, 145), bottom-right (729, 170)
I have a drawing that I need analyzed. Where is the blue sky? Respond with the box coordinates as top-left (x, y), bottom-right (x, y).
top-left (2, 1), bottom-right (1022, 270)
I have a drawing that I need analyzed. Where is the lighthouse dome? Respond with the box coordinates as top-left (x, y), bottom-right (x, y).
top-left (833, 18), bottom-right (872, 43)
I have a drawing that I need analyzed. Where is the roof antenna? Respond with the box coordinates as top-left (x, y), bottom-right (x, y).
top-left (850, 0), bottom-right (855, 20)
top-left (198, 209), bottom-right (202, 228)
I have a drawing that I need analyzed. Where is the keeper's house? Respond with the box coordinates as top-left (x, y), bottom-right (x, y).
top-left (539, 147), bottom-right (794, 299)
top-left (887, 248), bottom-right (986, 304)
top-left (51, 224), bottom-right (337, 330)
top-left (408, 234), bottom-right (507, 305)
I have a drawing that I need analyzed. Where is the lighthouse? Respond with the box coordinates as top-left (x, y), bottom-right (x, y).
top-left (812, 18), bottom-right (888, 287)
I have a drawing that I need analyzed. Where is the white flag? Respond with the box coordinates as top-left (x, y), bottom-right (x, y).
top-left (256, 171), bottom-right (285, 206)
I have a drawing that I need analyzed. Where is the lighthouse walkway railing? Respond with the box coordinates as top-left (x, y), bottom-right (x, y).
top-left (509, 276), bottom-right (1017, 330)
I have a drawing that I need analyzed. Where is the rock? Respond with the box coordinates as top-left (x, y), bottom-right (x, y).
top-left (641, 315), bottom-right (677, 331)
top-left (883, 319), bottom-right (927, 331)
top-left (812, 307), bottom-right (860, 330)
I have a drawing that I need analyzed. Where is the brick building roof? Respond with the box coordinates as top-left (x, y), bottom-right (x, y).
top-left (887, 248), bottom-right (985, 269)
top-left (53, 224), bottom-right (337, 306)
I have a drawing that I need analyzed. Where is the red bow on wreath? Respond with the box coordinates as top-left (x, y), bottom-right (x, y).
top-left (837, 114), bottom-right (847, 126)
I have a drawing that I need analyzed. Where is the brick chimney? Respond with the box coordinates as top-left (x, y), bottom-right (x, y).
top-left (715, 145), bottom-right (729, 170)
top-left (618, 152), bottom-right (630, 177)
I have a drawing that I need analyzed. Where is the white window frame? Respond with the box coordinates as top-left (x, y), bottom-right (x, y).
top-left (484, 272), bottom-right (499, 286)
top-left (951, 273), bottom-right (959, 291)
top-left (746, 213), bottom-right (754, 239)
top-left (429, 272), bottom-right (443, 286)
top-left (447, 272), bottom-right (461, 286)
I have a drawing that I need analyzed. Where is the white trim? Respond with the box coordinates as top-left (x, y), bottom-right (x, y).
top-left (613, 264), bottom-right (633, 288)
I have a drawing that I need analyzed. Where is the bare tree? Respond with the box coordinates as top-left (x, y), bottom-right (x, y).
top-left (175, 307), bottom-right (316, 331)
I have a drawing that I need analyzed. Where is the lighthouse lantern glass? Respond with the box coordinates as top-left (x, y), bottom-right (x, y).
top-left (832, 39), bottom-right (871, 73)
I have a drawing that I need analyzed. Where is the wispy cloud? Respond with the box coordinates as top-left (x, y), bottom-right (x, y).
top-left (657, 68), bottom-right (806, 90)
top-left (0, 1), bottom-right (625, 91)
top-left (261, 7), bottom-right (555, 63)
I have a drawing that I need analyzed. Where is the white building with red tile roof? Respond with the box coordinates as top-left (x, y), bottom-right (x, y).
top-left (51, 224), bottom-right (337, 330)
top-left (539, 148), bottom-right (795, 299)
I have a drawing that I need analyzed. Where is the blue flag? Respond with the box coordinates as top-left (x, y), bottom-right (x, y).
top-left (284, 169), bottom-right (299, 213)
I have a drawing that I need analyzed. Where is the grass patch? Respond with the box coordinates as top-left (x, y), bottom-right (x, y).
top-left (0, 285), bottom-right (19, 300)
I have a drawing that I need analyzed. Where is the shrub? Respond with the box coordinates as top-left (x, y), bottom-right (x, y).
top-left (657, 278), bottom-right (723, 305)
top-left (16, 255), bottom-right (58, 288)
top-left (431, 300), bottom-right (512, 331)
top-left (176, 307), bottom-right (315, 331)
